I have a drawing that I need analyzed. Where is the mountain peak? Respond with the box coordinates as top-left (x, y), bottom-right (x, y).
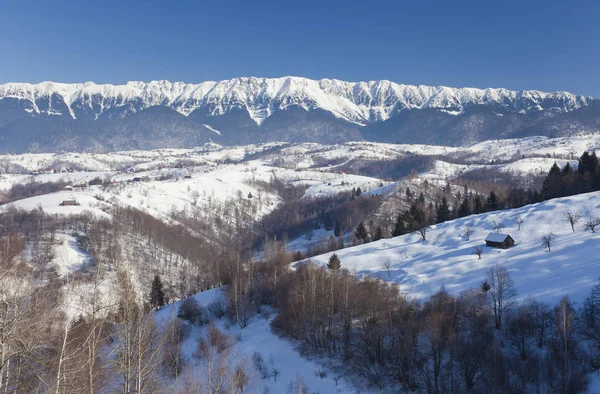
top-left (0, 77), bottom-right (593, 125)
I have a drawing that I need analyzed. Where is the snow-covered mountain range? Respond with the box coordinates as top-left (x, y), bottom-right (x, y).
top-left (1, 77), bottom-right (599, 153)
top-left (0, 77), bottom-right (593, 125)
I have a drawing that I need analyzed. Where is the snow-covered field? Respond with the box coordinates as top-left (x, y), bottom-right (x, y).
top-left (307, 191), bottom-right (600, 304)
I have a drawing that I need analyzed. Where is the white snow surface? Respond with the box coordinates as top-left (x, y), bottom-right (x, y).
top-left (0, 77), bottom-right (591, 125)
top-left (305, 191), bottom-right (600, 304)
top-left (154, 289), bottom-right (353, 393)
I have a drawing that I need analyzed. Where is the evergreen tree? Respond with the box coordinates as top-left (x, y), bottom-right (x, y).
top-left (473, 194), bottom-right (484, 214)
top-left (458, 196), bottom-right (471, 218)
top-left (323, 212), bottom-right (334, 231)
top-left (406, 187), bottom-right (413, 202)
top-left (392, 214), bottom-right (407, 237)
top-left (418, 192), bottom-right (426, 204)
top-left (409, 202), bottom-right (426, 226)
top-left (372, 226), bottom-right (384, 241)
top-left (354, 221), bottom-right (370, 243)
top-left (149, 274), bottom-right (165, 309)
top-left (355, 187), bottom-right (362, 197)
top-left (444, 182), bottom-right (452, 195)
top-left (435, 196), bottom-right (451, 223)
top-left (486, 191), bottom-right (500, 211)
top-left (333, 219), bottom-right (342, 237)
top-left (578, 152), bottom-right (594, 175)
top-left (327, 253), bottom-right (341, 270)
top-left (541, 162), bottom-right (562, 200)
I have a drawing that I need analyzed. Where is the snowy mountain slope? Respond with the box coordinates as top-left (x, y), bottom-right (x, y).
top-left (0, 77), bottom-right (592, 125)
top-left (305, 191), bottom-right (600, 304)
top-left (2, 77), bottom-right (599, 153)
top-left (154, 289), bottom-right (354, 393)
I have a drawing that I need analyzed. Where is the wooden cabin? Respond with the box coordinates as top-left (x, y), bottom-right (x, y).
top-left (484, 233), bottom-right (515, 249)
top-left (60, 199), bottom-right (79, 206)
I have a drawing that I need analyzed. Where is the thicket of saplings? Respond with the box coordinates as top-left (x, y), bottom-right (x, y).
top-left (218, 244), bottom-right (600, 394)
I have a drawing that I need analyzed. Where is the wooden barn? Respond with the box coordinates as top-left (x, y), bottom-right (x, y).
top-left (485, 233), bottom-right (515, 249)
top-left (60, 198), bottom-right (79, 206)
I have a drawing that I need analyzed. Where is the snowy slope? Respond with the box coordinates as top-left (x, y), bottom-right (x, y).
top-left (306, 191), bottom-right (600, 304)
top-left (154, 289), bottom-right (353, 393)
top-left (0, 77), bottom-right (592, 125)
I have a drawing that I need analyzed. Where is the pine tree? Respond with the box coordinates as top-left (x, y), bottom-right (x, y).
top-left (486, 191), bottom-right (500, 211)
top-left (355, 187), bottom-right (362, 197)
top-left (406, 187), bottom-right (413, 202)
top-left (149, 274), bottom-right (165, 309)
top-left (333, 219), bottom-right (342, 237)
top-left (578, 152), bottom-right (594, 175)
top-left (323, 212), bottom-right (334, 231)
top-left (409, 202), bottom-right (426, 226)
top-left (436, 196), bottom-right (451, 223)
top-left (372, 226), bottom-right (384, 241)
top-left (473, 194), bottom-right (484, 214)
top-left (327, 253), bottom-right (341, 270)
top-left (392, 214), bottom-right (406, 237)
top-left (354, 221), bottom-right (370, 243)
top-left (458, 196), bottom-right (471, 218)
top-left (541, 162), bottom-right (562, 200)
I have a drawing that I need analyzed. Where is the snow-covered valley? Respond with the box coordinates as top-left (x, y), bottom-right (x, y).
top-left (2, 134), bottom-right (600, 393)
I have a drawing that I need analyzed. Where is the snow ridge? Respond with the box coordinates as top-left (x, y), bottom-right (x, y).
top-left (0, 77), bottom-right (592, 125)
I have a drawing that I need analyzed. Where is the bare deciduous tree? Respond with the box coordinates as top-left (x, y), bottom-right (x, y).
top-left (515, 215), bottom-right (524, 231)
top-left (565, 212), bottom-right (582, 232)
top-left (383, 259), bottom-right (391, 277)
top-left (492, 220), bottom-right (505, 234)
top-left (473, 246), bottom-right (483, 260)
top-left (541, 233), bottom-right (555, 252)
top-left (464, 227), bottom-right (474, 241)
top-left (484, 265), bottom-right (517, 329)
top-left (585, 217), bottom-right (600, 233)
top-left (417, 227), bottom-right (428, 242)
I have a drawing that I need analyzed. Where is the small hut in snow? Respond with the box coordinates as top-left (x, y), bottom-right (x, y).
top-left (484, 233), bottom-right (515, 249)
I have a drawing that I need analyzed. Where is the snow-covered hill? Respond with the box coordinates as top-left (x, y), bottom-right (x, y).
top-left (306, 191), bottom-right (600, 304)
top-left (0, 77), bottom-right (592, 125)
top-left (154, 289), bottom-right (353, 393)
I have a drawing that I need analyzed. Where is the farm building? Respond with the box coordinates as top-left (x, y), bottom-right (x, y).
top-left (59, 198), bottom-right (80, 206)
top-left (485, 233), bottom-right (515, 249)
top-left (63, 185), bottom-right (73, 191)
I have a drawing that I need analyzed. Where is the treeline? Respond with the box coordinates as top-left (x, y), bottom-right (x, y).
top-left (6, 179), bottom-right (69, 202)
top-left (541, 151), bottom-right (600, 200)
top-left (222, 248), bottom-right (597, 393)
top-left (354, 154), bottom-right (436, 180)
top-left (258, 183), bottom-right (383, 249)
top-left (389, 185), bottom-right (541, 238)
top-left (388, 150), bottom-right (600, 240)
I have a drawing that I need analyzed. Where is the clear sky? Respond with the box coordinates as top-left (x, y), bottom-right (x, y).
top-left (0, 0), bottom-right (599, 96)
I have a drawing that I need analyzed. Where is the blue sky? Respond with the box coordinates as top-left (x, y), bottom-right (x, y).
top-left (0, 0), bottom-right (599, 96)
